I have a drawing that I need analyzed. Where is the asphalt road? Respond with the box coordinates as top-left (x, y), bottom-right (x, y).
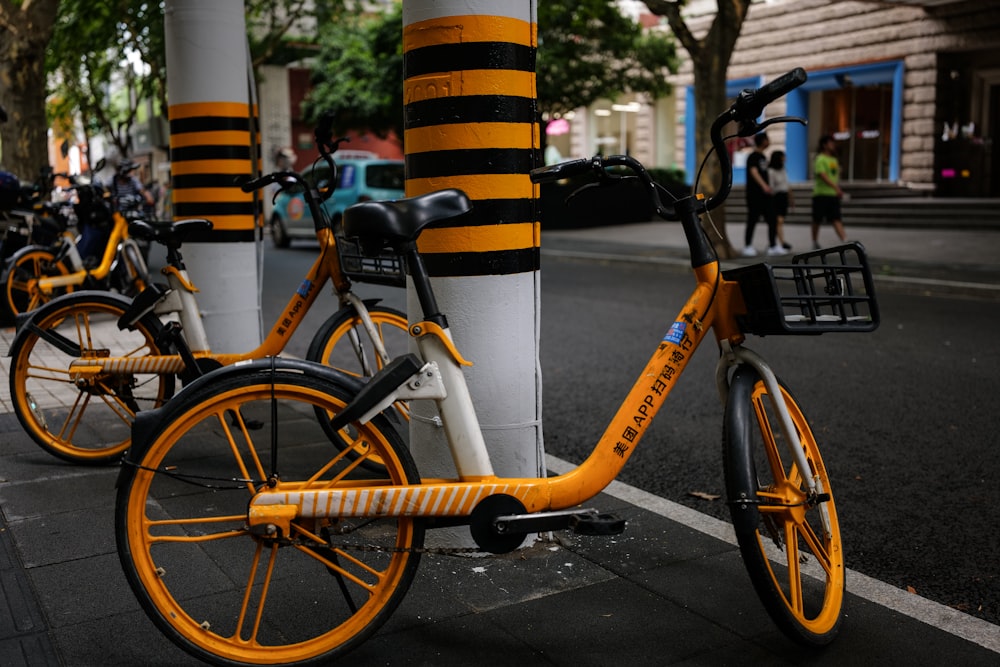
top-left (256, 241), bottom-right (1000, 628)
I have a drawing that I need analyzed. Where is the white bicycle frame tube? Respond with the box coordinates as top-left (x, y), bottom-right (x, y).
top-left (340, 291), bottom-right (393, 371)
top-left (414, 327), bottom-right (495, 479)
top-left (149, 268), bottom-right (211, 353)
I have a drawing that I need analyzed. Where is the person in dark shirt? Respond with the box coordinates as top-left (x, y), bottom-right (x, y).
top-left (742, 132), bottom-right (782, 257)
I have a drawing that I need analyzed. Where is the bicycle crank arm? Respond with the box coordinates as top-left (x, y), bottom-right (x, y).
top-left (494, 508), bottom-right (626, 536)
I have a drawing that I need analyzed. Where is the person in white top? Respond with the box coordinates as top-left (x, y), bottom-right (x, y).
top-left (767, 150), bottom-right (793, 251)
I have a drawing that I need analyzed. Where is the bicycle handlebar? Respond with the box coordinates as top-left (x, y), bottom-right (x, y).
top-left (530, 67), bottom-right (808, 224)
top-left (239, 114), bottom-right (351, 233)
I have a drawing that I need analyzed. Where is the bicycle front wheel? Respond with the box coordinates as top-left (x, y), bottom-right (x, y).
top-left (8, 291), bottom-right (174, 464)
top-left (3, 246), bottom-right (73, 320)
top-left (115, 361), bottom-right (424, 667)
top-left (111, 240), bottom-right (149, 298)
top-left (307, 303), bottom-right (411, 471)
top-left (723, 365), bottom-right (844, 646)
top-left (306, 303), bottom-right (409, 381)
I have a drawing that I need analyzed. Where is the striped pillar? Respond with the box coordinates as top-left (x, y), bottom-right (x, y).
top-left (164, 0), bottom-right (261, 353)
top-left (402, 2), bottom-right (543, 488)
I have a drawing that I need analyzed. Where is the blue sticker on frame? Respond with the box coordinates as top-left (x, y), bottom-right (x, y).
top-left (664, 321), bottom-right (686, 345)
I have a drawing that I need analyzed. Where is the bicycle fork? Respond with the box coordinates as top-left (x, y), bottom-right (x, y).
top-left (339, 292), bottom-right (393, 375)
top-left (714, 341), bottom-right (835, 539)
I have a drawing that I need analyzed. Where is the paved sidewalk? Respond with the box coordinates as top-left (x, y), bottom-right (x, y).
top-left (2, 221), bottom-right (999, 665)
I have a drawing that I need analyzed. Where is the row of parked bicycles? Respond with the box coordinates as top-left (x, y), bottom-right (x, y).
top-left (2, 70), bottom-right (881, 666)
top-left (0, 158), bottom-right (152, 324)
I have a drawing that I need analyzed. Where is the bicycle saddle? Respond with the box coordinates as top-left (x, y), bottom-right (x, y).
top-left (129, 218), bottom-right (213, 249)
top-left (342, 189), bottom-right (471, 251)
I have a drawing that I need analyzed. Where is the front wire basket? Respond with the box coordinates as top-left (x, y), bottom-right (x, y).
top-left (335, 234), bottom-right (406, 288)
top-left (723, 242), bottom-right (880, 335)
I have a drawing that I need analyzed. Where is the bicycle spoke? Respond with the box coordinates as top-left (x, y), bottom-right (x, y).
top-left (233, 544), bottom-right (276, 646)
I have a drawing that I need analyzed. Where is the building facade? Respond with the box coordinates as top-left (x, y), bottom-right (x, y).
top-left (553, 0), bottom-right (999, 196)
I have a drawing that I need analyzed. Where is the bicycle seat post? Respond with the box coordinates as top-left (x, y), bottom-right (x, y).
top-left (402, 244), bottom-right (445, 327)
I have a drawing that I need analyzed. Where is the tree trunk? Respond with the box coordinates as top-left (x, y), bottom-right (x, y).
top-left (0, 0), bottom-right (61, 180)
top-left (643, 0), bottom-right (750, 259)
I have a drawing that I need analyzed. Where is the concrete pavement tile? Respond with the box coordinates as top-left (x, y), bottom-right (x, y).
top-left (353, 613), bottom-right (551, 667)
top-left (0, 634), bottom-right (62, 667)
top-left (635, 551), bottom-right (783, 640)
top-left (559, 505), bottom-right (735, 577)
top-left (26, 553), bottom-right (139, 628)
top-left (8, 506), bottom-right (116, 568)
top-left (486, 577), bottom-right (738, 666)
top-left (49, 611), bottom-right (203, 667)
top-left (401, 540), bottom-right (616, 616)
top-left (0, 468), bottom-right (118, 522)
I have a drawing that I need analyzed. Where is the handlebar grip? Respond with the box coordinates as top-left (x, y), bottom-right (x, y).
top-left (530, 158), bottom-right (595, 184)
top-left (733, 67), bottom-right (807, 123)
top-left (757, 68), bottom-right (807, 108)
top-left (240, 173), bottom-right (280, 193)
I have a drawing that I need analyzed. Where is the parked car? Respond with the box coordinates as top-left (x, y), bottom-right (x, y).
top-left (270, 157), bottom-right (405, 248)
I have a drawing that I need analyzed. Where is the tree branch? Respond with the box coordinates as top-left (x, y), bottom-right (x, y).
top-left (642, 0), bottom-right (702, 58)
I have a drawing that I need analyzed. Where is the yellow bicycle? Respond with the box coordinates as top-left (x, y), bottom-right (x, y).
top-left (7, 119), bottom-right (409, 464)
top-left (115, 69), bottom-right (879, 665)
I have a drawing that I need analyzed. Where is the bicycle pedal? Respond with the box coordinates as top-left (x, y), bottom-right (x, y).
top-left (570, 512), bottom-right (626, 536)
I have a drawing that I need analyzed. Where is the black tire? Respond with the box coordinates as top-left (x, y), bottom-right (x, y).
top-left (723, 364), bottom-right (844, 646)
top-left (8, 291), bottom-right (175, 464)
top-left (306, 304), bottom-right (411, 471)
top-left (112, 240), bottom-right (149, 297)
top-left (115, 359), bottom-right (423, 666)
top-left (271, 213), bottom-right (291, 248)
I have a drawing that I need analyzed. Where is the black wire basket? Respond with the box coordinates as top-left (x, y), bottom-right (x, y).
top-left (724, 242), bottom-right (880, 335)
top-left (335, 234), bottom-right (406, 288)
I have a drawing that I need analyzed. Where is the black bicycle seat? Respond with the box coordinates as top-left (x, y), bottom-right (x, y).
top-left (342, 189), bottom-right (471, 251)
top-left (130, 218), bottom-right (213, 249)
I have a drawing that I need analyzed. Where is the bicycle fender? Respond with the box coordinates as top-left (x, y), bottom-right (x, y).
top-left (329, 353), bottom-right (424, 431)
top-left (127, 357), bottom-right (368, 460)
top-left (7, 290), bottom-right (140, 357)
top-left (723, 364), bottom-right (761, 538)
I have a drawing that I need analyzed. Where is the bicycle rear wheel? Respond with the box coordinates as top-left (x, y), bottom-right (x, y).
top-left (8, 291), bottom-right (174, 464)
top-left (115, 361), bottom-right (423, 667)
top-left (723, 364), bottom-right (844, 646)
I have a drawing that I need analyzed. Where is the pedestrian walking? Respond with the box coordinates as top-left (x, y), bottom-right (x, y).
top-left (811, 135), bottom-right (848, 249)
top-left (768, 150), bottom-right (793, 251)
top-left (742, 132), bottom-right (781, 257)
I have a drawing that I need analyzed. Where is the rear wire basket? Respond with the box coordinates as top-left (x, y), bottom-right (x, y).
top-left (335, 234), bottom-right (406, 288)
top-left (723, 242), bottom-right (880, 335)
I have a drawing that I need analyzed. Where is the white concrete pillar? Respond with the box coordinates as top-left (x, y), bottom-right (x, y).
top-left (402, 2), bottom-right (544, 493)
top-left (164, 0), bottom-right (260, 352)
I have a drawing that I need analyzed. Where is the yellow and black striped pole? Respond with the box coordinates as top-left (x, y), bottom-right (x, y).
top-left (164, 0), bottom-right (261, 352)
top-left (403, 2), bottom-right (543, 489)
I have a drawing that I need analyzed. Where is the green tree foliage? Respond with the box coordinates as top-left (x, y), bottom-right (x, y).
top-left (37, 1), bottom-right (337, 166)
top-left (536, 0), bottom-right (677, 118)
top-left (47, 0), bottom-right (166, 158)
top-left (303, 2), bottom-right (403, 138)
top-left (304, 1), bottom-right (677, 140)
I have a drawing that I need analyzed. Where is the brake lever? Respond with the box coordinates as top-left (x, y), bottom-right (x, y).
top-left (738, 115), bottom-right (807, 137)
top-left (564, 174), bottom-right (639, 206)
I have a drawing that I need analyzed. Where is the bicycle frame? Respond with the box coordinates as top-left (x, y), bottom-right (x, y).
top-left (247, 258), bottom-right (807, 521)
top-left (68, 226), bottom-right (384, 377)
top-left (34, 209), bottom-right (143, 294)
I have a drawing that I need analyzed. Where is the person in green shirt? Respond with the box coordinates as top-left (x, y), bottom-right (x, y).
top-left (811, 134), bottom-right (848, 249)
